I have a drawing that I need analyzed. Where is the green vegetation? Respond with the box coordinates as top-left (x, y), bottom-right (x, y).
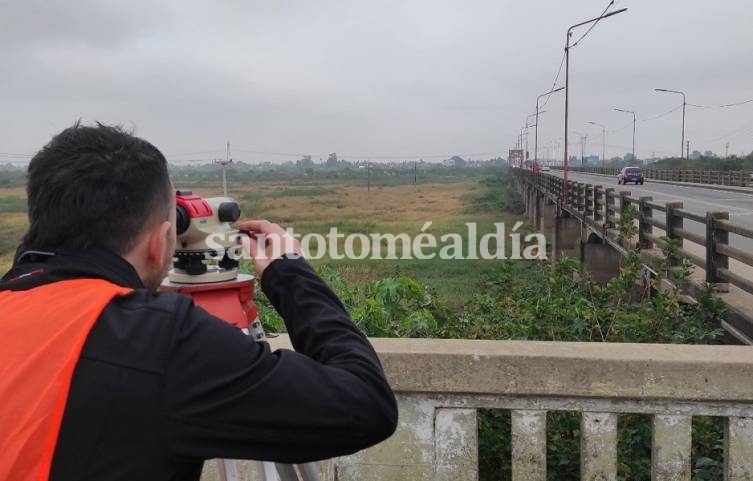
top-left (0, 170), bottom-right (26, 188)
top-left (651, 151), bottom-right (753, 171)
top-left (0, 196), bottom-right (26, 213)
top-left (463, 172), bottom-right (525, 215)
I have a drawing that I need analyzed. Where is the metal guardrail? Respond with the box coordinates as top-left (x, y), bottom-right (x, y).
top-left (548, 165), bottom-right (753, 187)
top-left (517, 169), bottom-right (753, 296)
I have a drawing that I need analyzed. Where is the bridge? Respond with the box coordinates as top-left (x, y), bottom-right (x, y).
top-left (516, 167), bottom-right (753, 345)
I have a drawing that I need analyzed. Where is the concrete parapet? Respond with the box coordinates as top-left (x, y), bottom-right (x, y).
top-left (201, 337), bottom-right (753, 481)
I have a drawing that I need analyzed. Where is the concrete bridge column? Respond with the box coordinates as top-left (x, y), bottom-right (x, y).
top-left (582, 232), bottom-right (622, 284)
top-left (527, 189), bottom-right (537, 226)
top-left (552, 214), bottom-right (581, 261)
top-left (540, 200), bottom-right (556, 258)
top-left (534, 193), bottom-right (542, 230)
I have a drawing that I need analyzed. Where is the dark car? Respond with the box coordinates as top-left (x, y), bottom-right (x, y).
top-left (618, 167), bottom-right (644, 185)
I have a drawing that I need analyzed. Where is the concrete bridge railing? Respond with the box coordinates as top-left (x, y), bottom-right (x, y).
top-left (201, 337), bottom-right (753, 481)
top-left (515, 168), bottom-right (753, 344)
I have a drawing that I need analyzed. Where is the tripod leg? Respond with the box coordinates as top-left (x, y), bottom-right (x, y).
top-left (296, 463), bottom-right (322, 481)
top-left (217, 459), bottom-right (241, 481)
top-left (256, 461), bottom-right (280, 481)
top-left (275, 463), bottom-right (300, 481)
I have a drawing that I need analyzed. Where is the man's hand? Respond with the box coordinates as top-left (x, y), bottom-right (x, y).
top-left (238, 220), bottom-right (302, 277)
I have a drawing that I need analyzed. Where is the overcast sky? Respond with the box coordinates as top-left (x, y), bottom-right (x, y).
top-left (1, 0), bottom-right (752, 164)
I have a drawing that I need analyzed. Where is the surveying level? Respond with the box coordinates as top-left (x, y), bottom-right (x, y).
top-left (160, 190), bottom-right (322, 481)
top-left (170, 190), bottom-right (241, 284)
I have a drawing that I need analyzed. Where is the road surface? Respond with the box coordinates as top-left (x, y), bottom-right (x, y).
top-left (549, 170), bottom-right (753, 252)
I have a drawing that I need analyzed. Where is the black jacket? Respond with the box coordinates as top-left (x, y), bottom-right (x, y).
top-left (0, 249), bottom-right (397, 481)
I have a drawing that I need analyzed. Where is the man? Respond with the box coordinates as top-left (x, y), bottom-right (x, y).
top-left (0, 123), bottom-right (397, 480)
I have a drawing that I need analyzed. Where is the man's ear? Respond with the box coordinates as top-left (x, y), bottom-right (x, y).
top-left (146, 221), bottom-right (172, 269)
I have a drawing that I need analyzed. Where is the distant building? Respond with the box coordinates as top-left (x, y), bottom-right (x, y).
top-left (703, 150), bottom-right (714, 158)
top-left (690, 150), bottom-right (702, 160)
top-left (624, 153), bottom-right (636, 163)
top-left (584, 155), bottom-right (600, 166)
top-left (442, 156), bottom-right (466, 167)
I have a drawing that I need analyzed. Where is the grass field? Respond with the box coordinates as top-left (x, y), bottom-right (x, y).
top-left (184, 176), bottom-right (518, 308)
top-left (0, 173), bottom-right (520, 308)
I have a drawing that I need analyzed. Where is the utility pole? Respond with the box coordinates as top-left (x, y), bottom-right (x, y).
top-left (535, 87), bottom-right (564, 165)
top-left (587, 121), bottom-right (606, 169)
top-left (580, 135), bottom-right (588, 166)
top-left (213, 140), bottom-right (233, 197)
top-left (414, 160), bottom-right (417, 186)
top-left (614, 109), bottom-right (636, 164)
top-left (655, 89), bottom-right (686, 160)
top-left (726, 142), bottom-right (730, 159)
top-left (563, 7), bottom-right (628, 203)
top-left (519, 128), bottom-right (524, 151)
top-left (367, 159), bottom-right (371, 195)
top-left (686, 140), bottom-right (690, 161)
top-left (524, 113), bottom-right (538, 162)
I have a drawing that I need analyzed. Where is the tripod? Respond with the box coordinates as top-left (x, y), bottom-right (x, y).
top-left (161, 274), bottom-right (323, 481)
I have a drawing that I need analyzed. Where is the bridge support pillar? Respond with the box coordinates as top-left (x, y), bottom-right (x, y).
top-left (531, 189), bottom-right (544, 230)
top-left (583, 236), bottom-right (622, 284)
top-left (540, 200), bottom-right (556, 257)
top-left (524, 186), bottom-right (531, 221)
top-left (552, 215), bottom-right (581, 261)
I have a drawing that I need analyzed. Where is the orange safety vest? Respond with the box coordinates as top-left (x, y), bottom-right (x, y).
top-left (0, 279), bottom-right (133, 481)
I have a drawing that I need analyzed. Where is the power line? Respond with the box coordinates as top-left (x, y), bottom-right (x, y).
top-left (231, 148), bottom-right (308, 157)
top-left (687, 98), bottom-right (753, 109)
top-left (640, 104), bottom-right (684, 122)
top-left (165, 149), bottom-right (225, 157)
top-left (0, 152), bottom-right (33, 159)
top-left (532, 0), bottom-right (620, 147)
top-left (720, 98), bottom-right (753, 108)
top-left (538, 1), bottom-right (618, 112)
top-left (696, 118), bottom-right (753, 144)
top-left (540, 52), bottom-right (566, 110)
top-left (606, 104), bottom-right (684, 134)
top-left (171, 148), bottom-right (507, 163)
top-left (571, 0), bottom-right (616, 48)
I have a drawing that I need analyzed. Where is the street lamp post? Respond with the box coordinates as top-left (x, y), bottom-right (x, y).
top-left (655, 88), bottom-right (686, 160)
top-left (563, 7), bottom-right (627, 202)
top-left (587, 121), bottom-right (607, 169)
top-left (535, 86), bottom-right (564, 165)
top-left (572, 131), bottom-right (588, 166)
top-left (525, 113), bottom-right (539, 162)
top-left (614, 108), bottom-right (636, 164)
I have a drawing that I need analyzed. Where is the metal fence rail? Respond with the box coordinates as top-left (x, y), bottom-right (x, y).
top-left (548, 165), bottom-right (753, 187)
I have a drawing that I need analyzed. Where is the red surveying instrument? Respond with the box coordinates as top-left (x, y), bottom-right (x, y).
top-left (160, 191), bottom-right (321, 481)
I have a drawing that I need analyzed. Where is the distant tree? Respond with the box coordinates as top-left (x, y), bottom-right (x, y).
top-left (299, 155), bottom-right (314, 170)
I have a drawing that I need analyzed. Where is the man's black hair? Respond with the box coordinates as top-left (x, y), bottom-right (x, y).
top-left (24, 122), bottom-right (172, 255)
